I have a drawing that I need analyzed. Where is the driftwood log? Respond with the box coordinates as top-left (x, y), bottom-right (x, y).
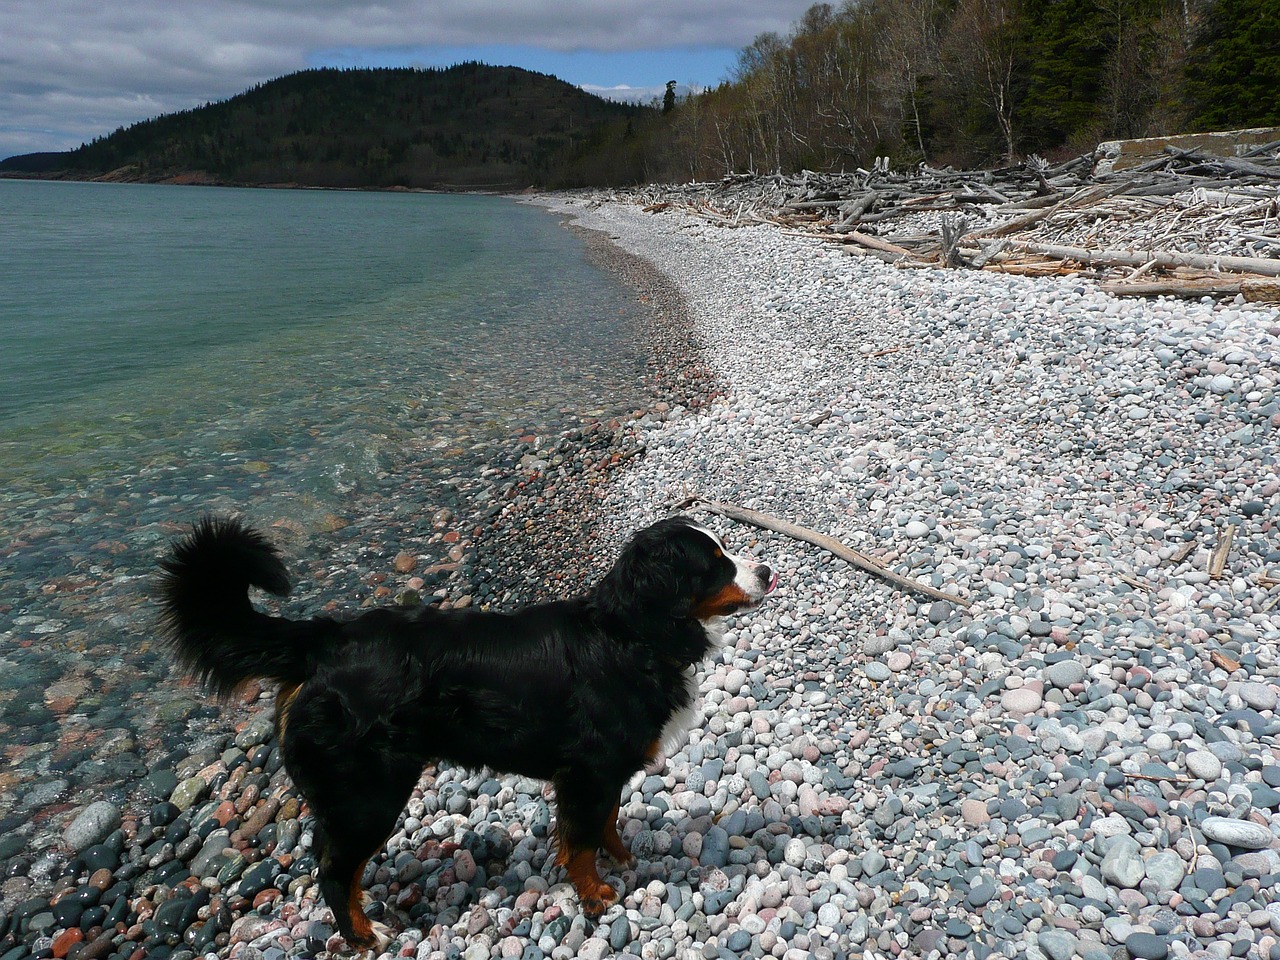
top-left (1101, 276), bottom-right (1280, 301)
top-left (617, 142), bottom-right (1280, 300)
top-left (672, 497), bottom-right (969, 607)
top-left (1004, 240), bottom-right (1280, 277)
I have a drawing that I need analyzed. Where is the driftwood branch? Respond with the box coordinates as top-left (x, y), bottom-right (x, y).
top-left (672, 497), bottom-right (969, 607)
top-left (1101, 277), bottom-right (1280, 302)
top-left (1208, 523), bottom-right (1236, 579)
top-left (939, 215), bottom-right (971, 268)
top-left (1006, 240), bottom-right (1280, 277)
top-left (843, 230), bottom-right (917, 259)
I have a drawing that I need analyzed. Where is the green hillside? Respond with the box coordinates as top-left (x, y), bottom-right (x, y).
top-left (0, 64), bottom-right (651, 189)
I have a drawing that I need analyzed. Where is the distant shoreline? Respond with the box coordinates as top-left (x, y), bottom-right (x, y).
top-left (0, 170), bottom-right (526, 195)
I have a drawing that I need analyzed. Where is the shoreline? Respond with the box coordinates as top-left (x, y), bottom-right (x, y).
top-left (0, 193), bottom-right (720, 959)
top-left (3, 190), bottom-right (1279, 960)
top-left (441, 201), bottom-right (723, 607)
top-left (518, 194), bottom-right (1280, 960)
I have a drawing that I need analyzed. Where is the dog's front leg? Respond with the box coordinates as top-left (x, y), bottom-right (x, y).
top-left (552, 771), bottom-right (624, 917)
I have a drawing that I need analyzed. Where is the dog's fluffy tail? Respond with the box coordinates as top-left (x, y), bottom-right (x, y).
top-left (157, 516), bottom-right (333, 699)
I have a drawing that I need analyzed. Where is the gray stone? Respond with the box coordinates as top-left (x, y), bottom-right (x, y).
top-left (63, 801), bottom-right (121, 852)
top-left (1001, 687), bottom-right (1043, 714)
top-left (170, 775), bottom-right (209, 811)
top-left (1239, 682), bottom-right (1278, 712)
top-left (1185, 751), bottom-right (1223, 781)
top-left (1209, 374), bottom-right (1235, 395)
top-left (1125, 932), bottom-right (1169, 960)
top-left (191, 828), bottom-right (232, 877)
top-left (1143, 851), bottom-right (1186, 892)
top-left (1200, 816), bottom-right (1274, 849)
top-left (700, 826), bottom-right (730, 868)
top-left (1044, 660), bottom-right (1086, 688)
top-left (862, 850), bottom-right (887, 875)
top-left (967, 882), bottom-right (997, 907)
top-left (864, 633), bottom-right (897, 656)
top-left (1079, 874), bottom-right (1108, 902)
top-left (1101, 836), bottom-right (1145, 889)
top-left (1038, 929), bottom-right (1079, 960)
top-left (1233, 849), bottom-right (1280, 878)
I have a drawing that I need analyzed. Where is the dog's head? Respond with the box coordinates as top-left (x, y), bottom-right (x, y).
top-left (595, 515), bottom-right (777, 622)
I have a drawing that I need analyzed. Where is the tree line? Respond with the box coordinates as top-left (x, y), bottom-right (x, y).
top-left (644, 0), bottom-right (1280, 180)
top-left (1, 65), bottom-right (648, 189)
top-left (2, 0), bottom-right (1275, 188)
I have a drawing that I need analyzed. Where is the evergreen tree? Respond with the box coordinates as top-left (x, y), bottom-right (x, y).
top-left (1018, 0), bottom-right (1107, 150)
top-left (1184, 0), bottom-right (1280, 128)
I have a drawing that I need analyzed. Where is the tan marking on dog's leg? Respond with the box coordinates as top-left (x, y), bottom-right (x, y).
top-left (554, 818), bottom-right (570, 867)
top-left (561, 846), bottom-right (619, 917)
top-left (368, 920), bottom-right (394, 953)
top-left (274, 682), bottom-right (300, 741)
top-left (601, 800), bottom-right (635, 867)
top-left (345, 863), bottom-right (376, 948)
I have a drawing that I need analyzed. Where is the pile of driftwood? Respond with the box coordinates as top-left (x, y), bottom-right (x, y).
top-left (613, 142), bottom-right (1280, 303)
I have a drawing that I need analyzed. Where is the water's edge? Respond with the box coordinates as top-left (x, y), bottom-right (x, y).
top-left (0, 196), bottom-right (715, 885)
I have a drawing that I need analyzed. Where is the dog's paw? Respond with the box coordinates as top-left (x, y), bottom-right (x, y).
top-left (369, 921), bottom-right (395, 953)
top-left (579, 883), bottom-right (620, 919)
top-left (338, 909), bottom-right (395, 955)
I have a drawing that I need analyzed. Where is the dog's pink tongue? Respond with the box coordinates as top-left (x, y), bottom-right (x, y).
top-left (766, 571), bottom-right (779, 594)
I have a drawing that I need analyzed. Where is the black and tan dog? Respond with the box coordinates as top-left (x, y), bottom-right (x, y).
top-left (157, 515), bottom-right (775, 949)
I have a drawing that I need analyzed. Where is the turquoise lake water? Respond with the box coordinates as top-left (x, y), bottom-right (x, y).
top-left (0, 180), bottom-right (647, 497)
top-left (0, 180), bottom-right (651, 823)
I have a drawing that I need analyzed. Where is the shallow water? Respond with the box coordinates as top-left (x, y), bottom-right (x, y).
top-left (0, 180), bottom-right (649, 834)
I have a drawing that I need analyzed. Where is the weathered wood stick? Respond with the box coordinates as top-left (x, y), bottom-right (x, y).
top-left (1101, 277), bottom-right (1280, 302)
top-left (976, 260), bottom-right (1077, 278)
top-left (1123, 258), bottom-right (1161, 282)
top-left (1006, 240), bottom-right (1280, 277)
top-left (1125, 771), bottom-right (1192, 785)
top-left (843, 230), bottom-right (917, 258)
top-left (806, 409), bottom-right (834, 426)
top-left (967, 182), bottom-right (1125, 239)
top-left (1208, 523), bottom-right (1236, 580)
top-left (962, 203), bottom-right (1054, 239)
top-left (830, 192), bottom-right (881, 230)
top-left (672, 497), bottom-right (969, 607)
top-left (994, 192), bottom-right (1065, 212)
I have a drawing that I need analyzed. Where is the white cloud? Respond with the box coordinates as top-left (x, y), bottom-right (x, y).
top-left (1, 0), bottom-right (816, 157)
top-left (581, 82), bottom-right (704, 106)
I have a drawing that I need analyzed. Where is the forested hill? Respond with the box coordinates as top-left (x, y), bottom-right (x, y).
top-left (0, 65), bottom-right (650, 189)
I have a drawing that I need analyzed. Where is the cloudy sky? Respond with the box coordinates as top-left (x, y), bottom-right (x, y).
top-left (1, 0), bottom-right (818, 160)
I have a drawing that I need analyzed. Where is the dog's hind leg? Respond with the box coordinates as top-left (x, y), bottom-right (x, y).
top-left (287, 724), bottom-right (421, 948)
top-left (600, 800), bottom-right (635, 868)
top-left (553, 772), bottom-right (625, 917)
top-left (311, 771), bottom-right (419, 950)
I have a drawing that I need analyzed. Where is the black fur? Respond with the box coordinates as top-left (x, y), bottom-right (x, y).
top-left (156, 514), bottom-right (773, 949)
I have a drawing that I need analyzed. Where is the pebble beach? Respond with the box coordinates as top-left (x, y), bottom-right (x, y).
top-left (5, 191), bottom-right (1280, 960)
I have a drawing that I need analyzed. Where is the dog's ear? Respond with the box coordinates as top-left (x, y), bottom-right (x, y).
top-left (594, 521), bottom-right (693, 618)
top-left (625, 537), bottom-right (692, 614)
